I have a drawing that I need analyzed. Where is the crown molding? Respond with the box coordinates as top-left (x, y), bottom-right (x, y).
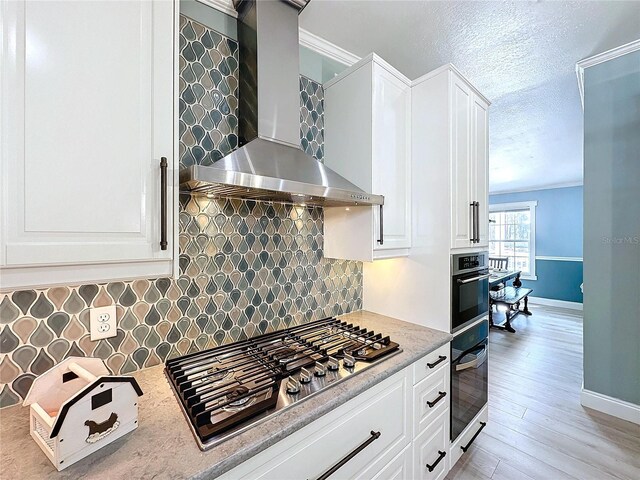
top-left (576, 39), bottom-right (640, 109)
top-left (324, 53), bottom-right (410, 89)
top-left (193, 1), bottom-right (360, 67)
top-left (196, 0), bottom-right (237, 18)
top-left (489, 180), bottom-right (583, 195)
top-left (299, 28), bottom-right (360, 67)
top-left (412, 63), bottom-right (491, 106)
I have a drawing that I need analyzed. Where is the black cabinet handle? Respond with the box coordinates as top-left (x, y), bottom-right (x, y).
top-left (427, 391), bottom-right (447, 408)
top-left (461, 421), bottom-right (486, 452)
top-left (426, 450), bottom-right (446, 472)
top-left (469, 202), bottom-right (476, 243)
top-left (475, 201), bottom-right (480, 243)
top-left (160, 157), bottom-right (168, 251)
top-left (427, 355), bottom-right (447, 369)
top-left (377, 204), bottom-right (384, 245)
top-left (316, 431), bottom-right (380, 480)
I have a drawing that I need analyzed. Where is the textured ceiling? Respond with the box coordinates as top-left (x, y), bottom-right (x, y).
top-left (300, 1), bottom-right (640, 193)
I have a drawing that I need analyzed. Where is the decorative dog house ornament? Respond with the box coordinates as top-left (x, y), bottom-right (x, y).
top-left (22, 357), bottom-right (143, 471)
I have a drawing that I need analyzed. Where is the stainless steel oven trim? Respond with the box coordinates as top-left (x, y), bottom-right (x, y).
top-left (451, 251), bottom-right (489, 276)
top-left (457, 273), bottom-right (490, 284)
top-left (452, 312), bottom-right (488, 333)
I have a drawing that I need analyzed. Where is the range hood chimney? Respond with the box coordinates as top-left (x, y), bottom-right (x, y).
top-left (179, 0), bottom-right (383, 207)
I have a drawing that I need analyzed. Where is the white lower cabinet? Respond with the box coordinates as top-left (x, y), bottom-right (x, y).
top-left (413, 364), bottom-right (449, 437)
top-left (448, 404), bottom-right (488, 470)
top-left (366, 445), bottom-right (412, 480)
top-left (412, 410), bottom-right (449, 480)
top-left (219, 344), bottom-right (452, 480)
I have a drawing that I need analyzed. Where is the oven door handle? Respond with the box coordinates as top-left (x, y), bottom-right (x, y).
top-left (455, 345), bottom-right (487, 371)
top-left (457, 274), bottom-right (490, 284)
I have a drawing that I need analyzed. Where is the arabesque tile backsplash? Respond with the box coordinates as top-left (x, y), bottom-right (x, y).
top-left (0, 15), bottom-right (361, 408)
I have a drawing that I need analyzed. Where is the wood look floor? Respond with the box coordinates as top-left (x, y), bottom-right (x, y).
top-left (445, 304), bottom-right (640, 480)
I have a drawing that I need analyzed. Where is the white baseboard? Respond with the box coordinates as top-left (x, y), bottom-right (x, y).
top-left (581, 388), bottom-right (640, 425)
top-left (529, 296), bottom-right (583, 311)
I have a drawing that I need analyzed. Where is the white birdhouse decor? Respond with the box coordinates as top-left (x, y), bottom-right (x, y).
top-left (22, 357), bottom-right (143, 471)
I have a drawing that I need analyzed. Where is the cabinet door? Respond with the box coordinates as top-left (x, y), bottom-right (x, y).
top-left (360, 444), bottom-right (411, 480)
top-left (372, 64), bottom-right (412, 254)
top-left (412, 410), bottom-right (449, 480)
top-left (1, 1), bottom-right (175, 283)
top-left (472, 95), bottom-right (489, 247)
top-left (450, 75), bottom-right (473, 249)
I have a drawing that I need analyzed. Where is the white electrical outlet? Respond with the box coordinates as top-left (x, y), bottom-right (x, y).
top-left (90, 305), bottom-right (117, 341)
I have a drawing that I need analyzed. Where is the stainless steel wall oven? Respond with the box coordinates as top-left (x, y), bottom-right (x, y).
top-left (451, 252), bottom-right (489, 332)
top-left (450, 319), bottom-right (488, 443)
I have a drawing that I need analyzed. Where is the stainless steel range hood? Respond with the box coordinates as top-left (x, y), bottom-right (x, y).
top-left (179, 0), bottom-right (383, 208)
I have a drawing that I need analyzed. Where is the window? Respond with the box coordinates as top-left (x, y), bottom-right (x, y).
top-left (91, 388), bottom-right (112, 410)
top-left (489, 201), bottom-right (537, 280)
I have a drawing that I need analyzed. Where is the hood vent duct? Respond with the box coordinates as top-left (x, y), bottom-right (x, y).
top-left (179, 0), bottom-right (383, 207)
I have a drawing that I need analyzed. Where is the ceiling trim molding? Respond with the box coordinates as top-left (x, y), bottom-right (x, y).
top-left (413, 63), bottom-right (491, 106)
top-left (299, 28), bottom-right (360, 66)
top-left (196, 0), bottom-right (238, 18)
top-left (576, 39), bottom-right (640, 108)
top-left (193, 1), bottom-right (360, 67)
top-left (489, 180), bottom-right (583, 196)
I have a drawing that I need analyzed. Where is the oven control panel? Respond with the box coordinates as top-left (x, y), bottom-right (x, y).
top-left (453, 252), bottom-right (488, 274)
top-left (459, 255), bottom-right (481, 270)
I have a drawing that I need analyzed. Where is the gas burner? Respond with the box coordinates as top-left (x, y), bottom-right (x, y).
top-left (165, 316), bottom-right (400, 450)
top-left (222, 386), bottom-right (256, 411)
top-left (274, 348), bottom-right (298, 364)
top-left (316, 326), bottom-right (339, 343)
top-left (207, 367), bottom-right (234, 383)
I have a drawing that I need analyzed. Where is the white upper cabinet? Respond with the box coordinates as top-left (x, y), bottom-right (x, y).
top-left (450, 77), bottom-right (473, 249)
top-left (323, 54), bottom-right (412, 262)
top-left (472, 95), bottom-right (489, 247)
top-left (1, 0), bottom-right (177, 289)
top-left (412, 65), bottom-right (490, 252)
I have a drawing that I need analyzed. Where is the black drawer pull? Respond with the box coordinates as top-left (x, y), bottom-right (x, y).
top-left (426, 450), bottom-right (446, 472)
top-left (427, 355), bottom-right (447, 369)
top-left (461, 421), bottom-right (486, 452)
top-left (160, 157), bottom-right (168, 251)
top-left (427, 391), bottom-right (447, 408)
top-left (316, 430), bottom-right (380, 480)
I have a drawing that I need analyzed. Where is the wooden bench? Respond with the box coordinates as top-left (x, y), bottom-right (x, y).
top-left (489, 286), bottom-right (533, 333)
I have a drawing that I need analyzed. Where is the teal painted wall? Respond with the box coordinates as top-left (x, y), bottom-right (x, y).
top-left (490, 186), bottom-right (583, 303)
top-left (583, 50), bottom-right (640, 405)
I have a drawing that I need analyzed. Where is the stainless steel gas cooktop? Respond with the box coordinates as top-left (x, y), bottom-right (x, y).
top-left (165, 317), bottom-right (401, 450)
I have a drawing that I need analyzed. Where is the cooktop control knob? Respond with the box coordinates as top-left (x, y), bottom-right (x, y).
top-left (314, 361), bottom-right (327, 377)
top-left (299, 367), bottom-right (312, 383)
top-left (327, 356), bottom-right (339, 371)
top-left (343, 353), bottom-right (356, 368)
top-left (286, 377), bottom-right (300, 394)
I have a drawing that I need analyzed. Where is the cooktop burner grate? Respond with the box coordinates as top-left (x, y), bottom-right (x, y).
top-left (165, 316), bottom-right (400, 449)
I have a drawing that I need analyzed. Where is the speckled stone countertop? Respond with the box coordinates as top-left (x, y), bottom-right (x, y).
top-left (0, 310), bottom-right (451, 480)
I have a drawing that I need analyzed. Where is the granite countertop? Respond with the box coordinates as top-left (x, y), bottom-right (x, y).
top-left (0, 310), bottom-right (451, 480)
